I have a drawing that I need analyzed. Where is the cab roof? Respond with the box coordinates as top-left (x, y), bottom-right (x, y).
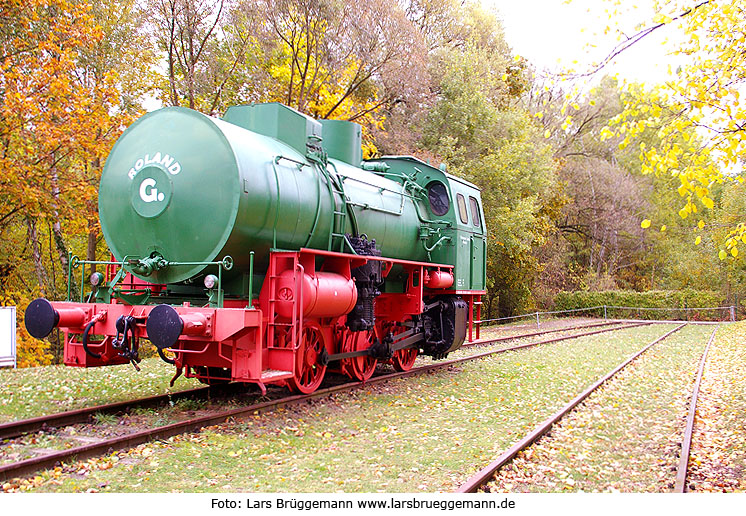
top-left (369, 155), bottom-right (481, 192)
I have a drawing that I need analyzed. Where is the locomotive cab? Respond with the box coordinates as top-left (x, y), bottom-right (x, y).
top-left (363, 156), bottom-right (487, 293)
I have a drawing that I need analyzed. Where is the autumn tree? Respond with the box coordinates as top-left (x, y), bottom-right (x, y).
top-left (255, 0), bottom-right (425, 120)
top-left (73, 0), bottom-right (156, 269)
top-left (1, 0), bottom-right (103, 363)
top-left (0, 0), bottom-right (143, 364)
top-left (530, 70), bottom-right (731, 296)
top-left (412, 2), bottom-right (562, 316)
top-left (528, 78), bottom-right (650, 292)
top-left (376, 0), bottom-right (527, 156)
top-left (228, 0), bottom-right (426, 156)
top-left (597, 1), bottom-right (746, 259)
top-left (147, 0), bottom-right (229, 110)
top-left (0, 0), bottom-right (101, 293)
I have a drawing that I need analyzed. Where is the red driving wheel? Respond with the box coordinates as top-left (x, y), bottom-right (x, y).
top-left (347, 330), bottom-right (377, 381)
top-left (288, 324), bottom-right (327, 394)
top-left (381, 321), bottom-right (418, 372)
top-left (391, 347), bottom-right (418, 372)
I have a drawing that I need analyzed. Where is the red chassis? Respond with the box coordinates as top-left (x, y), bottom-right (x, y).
top-left (50, 248), bottom-right (483, 394)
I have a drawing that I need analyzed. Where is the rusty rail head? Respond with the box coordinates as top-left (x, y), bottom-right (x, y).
top-left (674, 326), bottom-right (718, 493)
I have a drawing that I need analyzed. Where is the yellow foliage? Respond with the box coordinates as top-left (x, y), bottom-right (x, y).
top-left (263, 19), bottom-right (385, 156)
top-left (602, 1), bottom-right (746, 257)
top-left (0, 0), bottom-right (130, 222)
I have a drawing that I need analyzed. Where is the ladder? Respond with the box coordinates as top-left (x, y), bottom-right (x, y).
top-left (318, 163), bottom-right (350, 253)
top-left (262, 253), bottom-right (300, 381)
top-left (266, 253), bottom-right (300, 351)
top-left (330, 184), bottom-right (348, 253)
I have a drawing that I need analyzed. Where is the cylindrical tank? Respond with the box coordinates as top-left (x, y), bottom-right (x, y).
top-left (274, 270), bottom-right (358, 319)
top-left (98, 107), bottom-right (427, 284)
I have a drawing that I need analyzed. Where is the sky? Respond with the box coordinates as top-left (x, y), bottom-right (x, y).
top-left (488, 0), bottom-right (685, 86)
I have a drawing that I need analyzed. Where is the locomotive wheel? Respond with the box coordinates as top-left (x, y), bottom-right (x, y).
top-left (289, 324), bottom-right (327, 394)
top-left (347, 330), bottom-right (377, 382)
top-left (391, 347), bottom-right (418, 372)
top-left (381, 321), bottom-right (419, 372)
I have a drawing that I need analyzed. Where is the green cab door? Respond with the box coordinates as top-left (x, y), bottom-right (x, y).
top-left (470, 235), bottom-right (486, 291)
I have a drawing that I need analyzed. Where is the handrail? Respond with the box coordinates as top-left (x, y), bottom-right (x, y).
top-left (67, 254), bottom-right (234, 306)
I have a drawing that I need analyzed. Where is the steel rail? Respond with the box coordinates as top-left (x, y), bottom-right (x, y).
top-left (463, 320), bottom-right (621, 348)
top-left (0, 319), bottom-right (626, 441)
top-left (615, 319), bottom-right (722, 326)
top-left (459, 321), bottom-right (650, 357)
top-left (0, 321), bottom-right (650, 482)
top-left (456, 323), bottom-right (687, 493)
top-left (674, 327), bottom-right (718, 493)
top-left (0, 383), bottom-right (250, 441)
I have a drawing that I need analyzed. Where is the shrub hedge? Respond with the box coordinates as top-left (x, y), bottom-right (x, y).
top-left (554, 289), bottom-right (730, 321)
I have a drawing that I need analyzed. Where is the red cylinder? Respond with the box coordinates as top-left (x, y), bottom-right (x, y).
top-left (56, 307), bottom-right (88, 328)
top-left (275, 270), bottom-right (357, 319)
top-left (425, 270), bottom-right (454, 289)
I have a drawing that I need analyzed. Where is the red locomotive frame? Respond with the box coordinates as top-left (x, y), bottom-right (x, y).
top-left (48, 248), bottom-right (483, 394)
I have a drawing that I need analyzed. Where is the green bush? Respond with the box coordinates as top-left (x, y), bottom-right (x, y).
top-left (554, 289), bottom-right (729, 321)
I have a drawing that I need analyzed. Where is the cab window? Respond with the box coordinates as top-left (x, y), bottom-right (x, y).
top-left (469, 196), bottom-right (481, 228)
top-left (427, 181), bottom-right (450, 216)
top-left (456, 194), bottom-right (468, 224)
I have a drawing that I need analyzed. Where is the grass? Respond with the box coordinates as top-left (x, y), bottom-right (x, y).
top-left (476, 316), bottom-right (604, 340)
top-left (451, 321), bottom-right (630, 361)
top-left (11, 323), bottom-right (683, 493)
top-left (0, 358), bottom-right (203, 423)
top-left (172, 398), bottom-right (207, 412)
top-left (92, 412), bottom-right (118, 426)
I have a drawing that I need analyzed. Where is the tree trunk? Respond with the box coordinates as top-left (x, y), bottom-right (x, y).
top-left (167, 0), bottom-right (179, 106)
top-left (87, 210), bottom-right (98, 273)
top-left (49, 165), bottom-right (80, 301)
top-left (87, 157), bottom-right (101, 272)
top-left (50, 169), bottom-right (70, 281)
top-left (26, 217), bottom-right (50, 296)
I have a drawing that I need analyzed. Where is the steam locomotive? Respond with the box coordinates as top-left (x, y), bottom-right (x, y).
top-left (25, 102), bottom-right (486, 394)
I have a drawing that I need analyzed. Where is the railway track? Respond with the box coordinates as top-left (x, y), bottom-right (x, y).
top-left (456, 323), bottom-right (715, 493)
top-left (0, 383), bottom-right (254, 441)
top-left (0, 319), bottom-right (647, 482)
top-left (465, 319), bottom-right (621, 347)
top-left (674, 327), bottom-right (717, 493)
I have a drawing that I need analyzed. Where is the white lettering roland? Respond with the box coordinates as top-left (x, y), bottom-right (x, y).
top-left (127, 152), bottom-right (181, 179)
